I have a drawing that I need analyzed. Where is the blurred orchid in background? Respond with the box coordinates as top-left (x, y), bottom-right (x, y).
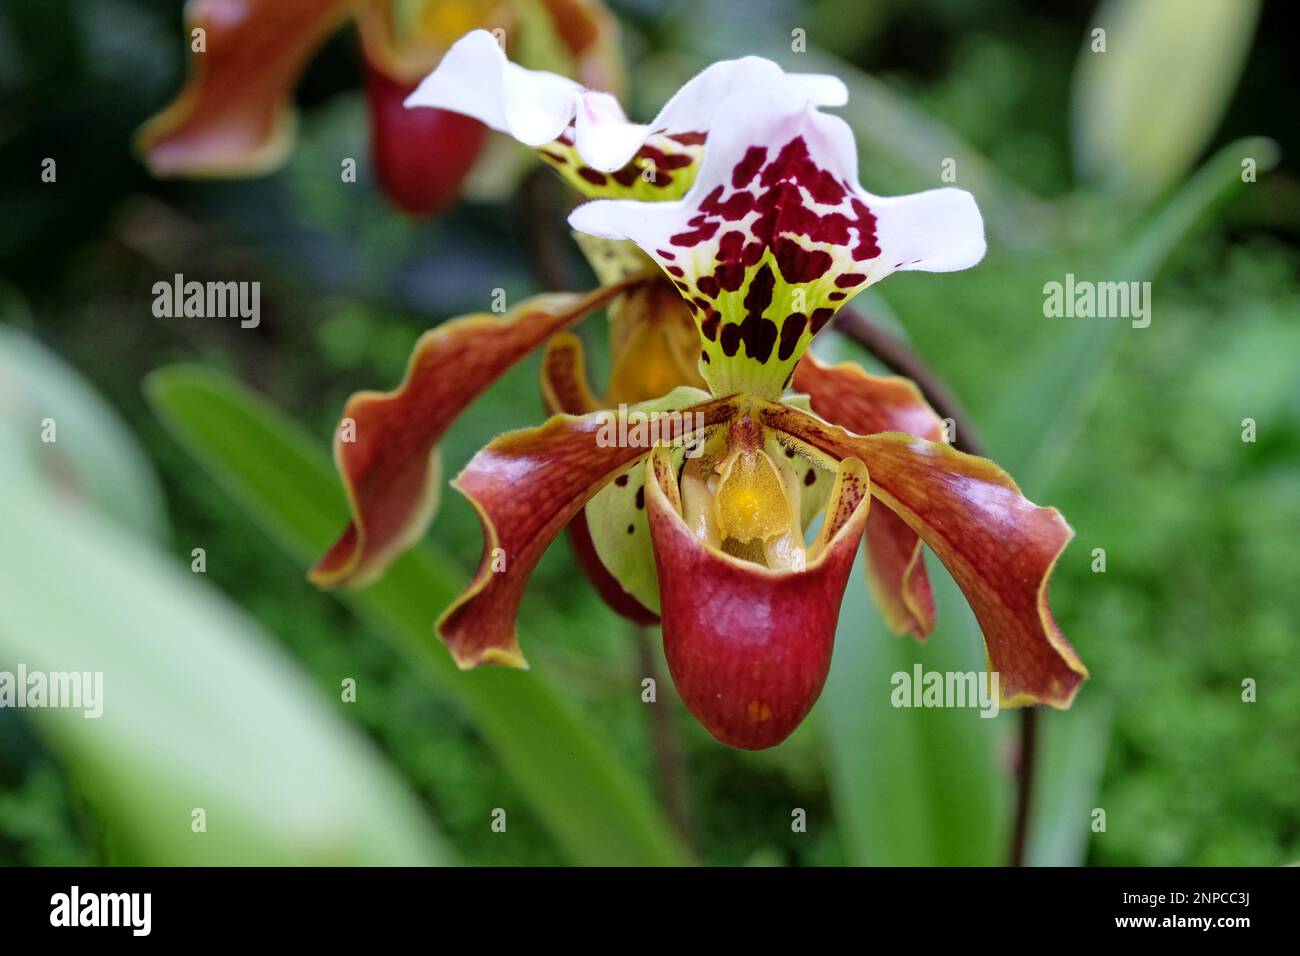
top-left (135, 0), bottom-right (624, 214)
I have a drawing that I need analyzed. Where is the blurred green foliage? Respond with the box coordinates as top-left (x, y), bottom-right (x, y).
top-left (1, 0), bottom-right (1296, 865)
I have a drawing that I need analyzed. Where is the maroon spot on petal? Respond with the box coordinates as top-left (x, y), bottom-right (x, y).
top-left (635, 486), bottom-right (646, 510)
top-left (731, 146), bottom-right (767, 188)
top-left (612, 165), bottom-right (640, 187)
top-left (540, 150), bottom-right (568, 164)
top-left (736, 264), bottom-right (779, 363)
top-left (828, 292), bottom-right (846, 301)
top-left (656, 249), bottom-right (676, 260)
top-left (670, 218), bottom-right (719, 247)
top-left (760, 137), bottom-right (844, 205)
top-left (615, 473), bottom-right (629, 487)
top-left (745, 263), bottom-right (776, 315)
top-left (810, 307), bottom-right (835, 334)
top-left (641, 144), bottom-right (694, 171)
top-left (836, 273), bottom-right (866, 288)
top-left (774, 238), bottom-right (833, 283)
top-left (717, 262), bottom-right (747, 293)
top-left (699, 185), bottom-right (755, 222)
top-left (742, 316), bottom-right (778, 363)
top-left (778, 313), bottom-right (807, 360)
top-left (700, 311), bottom-right (720, 341)
top-left (697, 276), bottom-right (719, 298)
top-left (578, 167), bottom-right (608, 186)
top-left (719, 322), bottom-right (742, 357)
top-left (804, 469), bottom-right (817, 486)
top-left (666, 131), bottom-right (707, 146)
top-left (667, 265), bottom-right (684, 277)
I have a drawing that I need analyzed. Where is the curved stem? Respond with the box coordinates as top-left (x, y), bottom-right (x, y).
top-left (523, 167), bottom-right (576, 293)
top-left (834, 304), bottom-right (1037, 867)
top-left (832, 306), bottom-right (986, 458)
top-left (636, 625), bottom-right (695, 848)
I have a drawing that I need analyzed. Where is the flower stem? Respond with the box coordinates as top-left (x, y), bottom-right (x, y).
top-left (635, 625), bottom-right (695, 848)
top-left (523, 167), bottom-right (577, 293)
top-left (834, 304), bottom-right (1038, 867)
top-left (832, 306), bottom-right (986, 457)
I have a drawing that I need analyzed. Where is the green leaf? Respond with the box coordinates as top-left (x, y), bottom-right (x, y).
top-left (145, 364), bottom-right (691, 866)
top-left (993, 136), bottom-right (1279, 487)
top-left (821, 555), bottom-right (1006, 866)
top-left (985, 137), bottom-right (1276, 865)
top-left (0, 312), bottom-right (167, 539)
top-left (1072, 0), bottom-right (1261, 202)
top-left (1027, 699), bottom-right (1113, 866)
top-left (814, 333), bottom-right (1005, 866)
top-left (0, 425), bottom-right (450, 866)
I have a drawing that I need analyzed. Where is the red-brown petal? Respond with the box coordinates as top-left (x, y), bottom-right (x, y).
top-left (645, 448), bottom-right (871, 750)
top-left (310, 286), bottom-right (626, 589)
top-left (541, 334), bottom-right (659, 625)
top-left (438, 397), bottom-right (738, 669)
top-left (540, 334), bottom-right (601, 418)
top-left (864, 505), bottom-right (936, 638)
top-left (793, 354), bottom-right (940, 638)
top-left (137, 0), bottom-right (352, 176)
top-left (760, 402), bottom-right (1087, 708)
top-left (793, 354), bottom-right (945, 440)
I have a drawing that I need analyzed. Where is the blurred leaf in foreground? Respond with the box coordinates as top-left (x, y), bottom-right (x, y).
top-left (0, 308), bottom-right (167, 540)
top-left (147, 364), bottom-right (690, 866)
top-left (0, 372), bottom-right (449, 866)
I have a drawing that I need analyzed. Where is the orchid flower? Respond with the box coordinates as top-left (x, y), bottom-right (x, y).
top-left (136, 0), bottom-right (623, 214)
top-left (309, 31), bottom-right (849, 623)
top-left (431, 85), bottom-right (1086, 750)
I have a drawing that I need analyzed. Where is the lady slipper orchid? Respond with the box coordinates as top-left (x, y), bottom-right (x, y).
top-left (432, 85), bottom-right (1086, 750)
top-left (136, 0), bottom-right (623, 214)
top-left (310, 31), bottom-right (849, 624)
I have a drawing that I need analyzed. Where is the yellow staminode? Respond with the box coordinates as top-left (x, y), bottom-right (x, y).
top-left (715, 447), bottom-right (791, 545)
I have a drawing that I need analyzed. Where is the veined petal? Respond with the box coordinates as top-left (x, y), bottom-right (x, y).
top-left (137, 0), bottom-right (353, 176)
top-left (406, 30), bottom-right (847, 200)
top-left (310, 286), bottom-right (627, 589)
top-left (645, 447), bottom-right (871, 750)
top-left (863, 505), bottom-right (935, 639)
top-left (793, 354), bottom-right (946, 440)
top-left (760, 402), bottom-right (1086, 708)
top-left (793, 354), bottom-right (940, 637)
top-left (541, 334), bottom-right (660, 624)
top-left (438, 392), bottom-right (738, 669)
top-left (569, 87), bottom-right (986, 398)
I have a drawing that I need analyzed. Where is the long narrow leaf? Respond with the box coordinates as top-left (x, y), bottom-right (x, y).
top-left (146, 365), bottom-right (690, 866)
top-left (0, 426), bottom-right (449, 866)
